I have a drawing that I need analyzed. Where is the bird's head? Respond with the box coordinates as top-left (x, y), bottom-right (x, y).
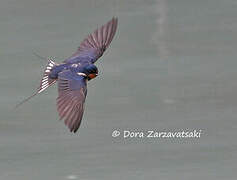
top-left (83, 64), bottom-right (98, 81)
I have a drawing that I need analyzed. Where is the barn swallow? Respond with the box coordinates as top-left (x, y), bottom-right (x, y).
top-left (16, 17), bottom-right (118, 133)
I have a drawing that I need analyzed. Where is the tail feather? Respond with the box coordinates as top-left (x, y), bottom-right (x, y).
top-left (38, 59), bottom-right (57, 93)
top-left (15, 59), bottom-right (57, 108)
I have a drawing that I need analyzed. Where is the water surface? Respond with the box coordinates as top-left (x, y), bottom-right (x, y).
top-left (0, 0), bottom-right (237, 179)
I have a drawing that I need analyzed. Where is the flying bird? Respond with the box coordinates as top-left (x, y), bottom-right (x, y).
top-left (16, 17), bottom-right (118, 133)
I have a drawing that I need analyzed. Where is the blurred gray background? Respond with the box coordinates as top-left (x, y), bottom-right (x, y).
top-left (1, 0), bottom-right (237, 179)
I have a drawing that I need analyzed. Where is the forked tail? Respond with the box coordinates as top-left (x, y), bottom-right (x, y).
top-left (15, 59), bottom-right (57, 108)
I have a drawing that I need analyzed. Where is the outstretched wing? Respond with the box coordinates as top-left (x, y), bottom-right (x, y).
top-left (64, 17), bottom-right (118, 64)
top-left (57, 70), bottom-right (87, 133)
